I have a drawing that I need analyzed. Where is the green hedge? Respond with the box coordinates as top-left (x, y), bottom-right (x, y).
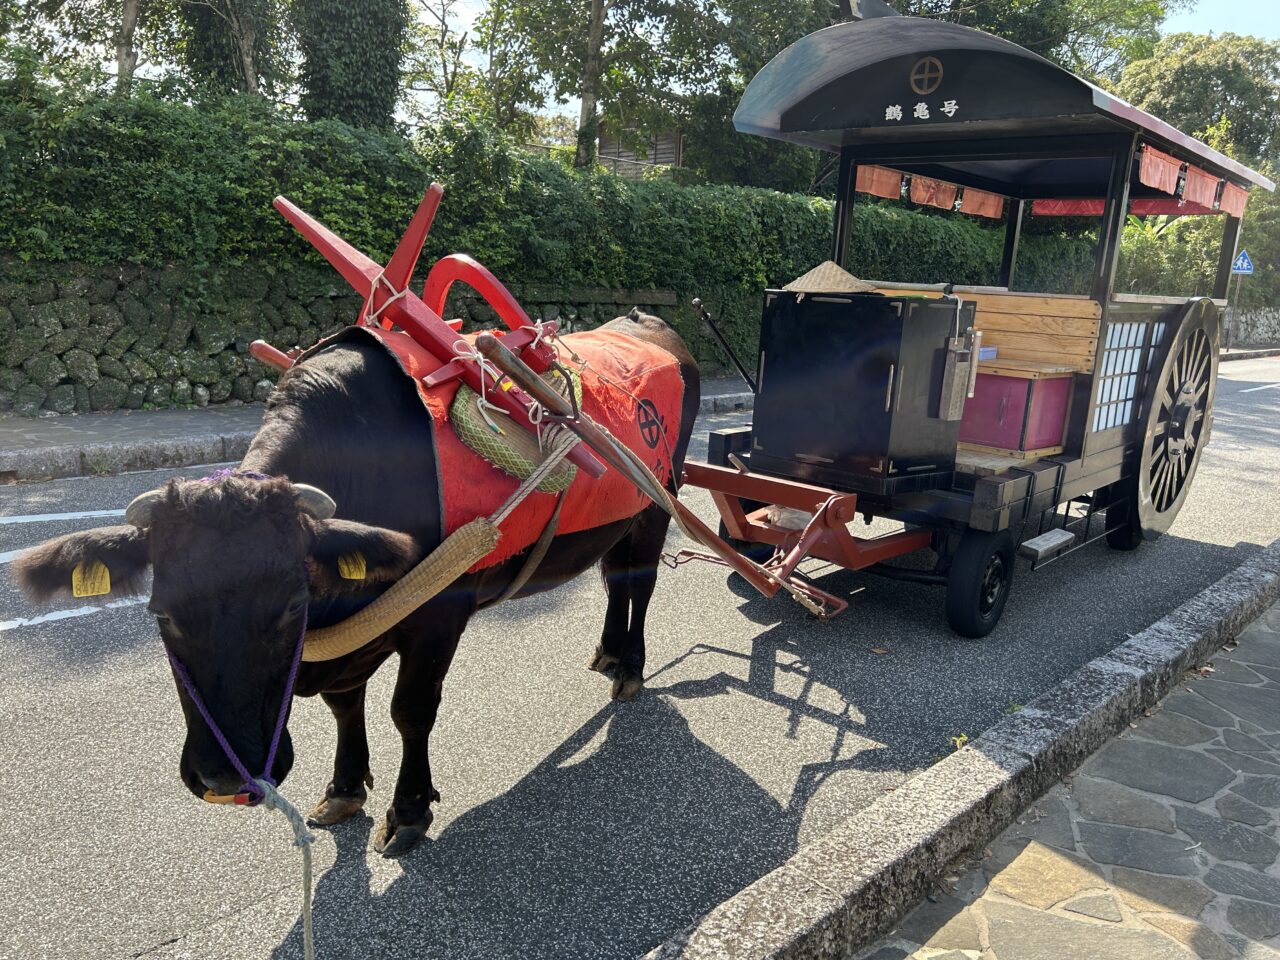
top-left (1, 81), bottom-right (1104, 367)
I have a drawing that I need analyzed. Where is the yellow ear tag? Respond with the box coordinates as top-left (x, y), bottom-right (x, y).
top-left (337, 552), bottom-right (366, 581)
top-left (72, 561), bottom-right (111, 598)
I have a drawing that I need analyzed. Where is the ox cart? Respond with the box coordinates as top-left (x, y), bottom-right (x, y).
top-left (674, 15), bottom-right (1276, 636)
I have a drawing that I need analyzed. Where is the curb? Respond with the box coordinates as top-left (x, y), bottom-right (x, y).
top-left (645, 538), bottom-right (1280, 960)
top-left (0, 393), bottom-right (755, 483)
top-left (0, 433), bottom-right (255, 483)
top-left (1221, 347), bottom-right (1280, 362)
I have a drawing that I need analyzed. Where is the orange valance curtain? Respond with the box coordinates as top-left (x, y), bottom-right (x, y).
top-left (855, 165), bottom-right (904, 200)
top-left (1139, 145), bottom-right (1181, 195)
top-left (960, 187), bottom-right (1004, 219)
top-left (909, 175), bottom-right (958, 211)
top-left (1183, 165), bottom-right (1219, 208)
top-left (1220, 181), bottom-right (1248, 218)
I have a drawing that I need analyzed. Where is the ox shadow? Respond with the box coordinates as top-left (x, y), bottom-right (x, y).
top-left (268, 520), bottom-right (1258, 959)
top-left (273, 694), bottom-right (810, 960)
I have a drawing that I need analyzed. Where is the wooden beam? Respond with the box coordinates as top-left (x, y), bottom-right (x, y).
top-left (975, 314), bottom-right (1099, 338)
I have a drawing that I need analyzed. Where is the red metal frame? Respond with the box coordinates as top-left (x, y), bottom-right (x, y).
top-left (264, 183), bottom-right (604, 478)
top-left (676, 461), bottom-right (934, 617)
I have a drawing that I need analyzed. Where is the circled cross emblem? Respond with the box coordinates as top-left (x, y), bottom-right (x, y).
top-left (910, 57), bottom-right (944, 95)
top-left (636, 398), bottom-right (664, 449)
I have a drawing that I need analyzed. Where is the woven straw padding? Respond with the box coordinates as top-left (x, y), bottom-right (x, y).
top-left (449, 367), bottom-right (582, 493)
top-left (302, 518), bottom-right (500, 662)
top-left (784, 260), bottom-right (879, 294)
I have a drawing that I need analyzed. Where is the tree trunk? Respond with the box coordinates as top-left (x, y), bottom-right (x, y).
top-left (115, 0), bottom-right (141, 95)
top-left (228, 5), bottom-right (260, 95)
top-left (574, 0), bottom-right (607, 167)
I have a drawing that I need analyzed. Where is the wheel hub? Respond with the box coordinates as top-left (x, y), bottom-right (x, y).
top-left (1166, 385), bottom-right (1196, 457)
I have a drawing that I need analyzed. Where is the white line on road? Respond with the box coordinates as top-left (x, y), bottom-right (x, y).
top-left (0, 597), bottom-right (148, 633)
top-left (0, 548), bottom-right (25, 564)
top-left (0, 508), bottom-right (125, 526)
top-left (1240, 382), bottom-right (1280, 394)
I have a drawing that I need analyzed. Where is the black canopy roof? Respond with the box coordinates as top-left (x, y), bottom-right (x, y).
top-left (734, 17), bottom-right (1274, 194)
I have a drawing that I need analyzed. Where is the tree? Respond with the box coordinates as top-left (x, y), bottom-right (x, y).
top-left (1116, 33), bottom-right (1280, 164)
top-left (506, 0), bottom-right (725, 167)
top-left (294, 0), bottom-right (407, 127)
top-left (178, 0), bottom-right (290, 95)
top-left (23, 0), bottom-right (172, 93)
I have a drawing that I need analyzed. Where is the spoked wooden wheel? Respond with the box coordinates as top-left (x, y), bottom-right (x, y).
top-left (1135, 299), bottom-right (1218, 539)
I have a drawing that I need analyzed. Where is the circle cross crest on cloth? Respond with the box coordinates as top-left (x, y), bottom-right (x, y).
top-left (910, 57), bottom-right (944, 95)
top-left (636, 398), bottom-right (664, 449)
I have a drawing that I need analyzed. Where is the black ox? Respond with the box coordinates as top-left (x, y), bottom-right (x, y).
top-left (15, 312), bottom-right (699, 856)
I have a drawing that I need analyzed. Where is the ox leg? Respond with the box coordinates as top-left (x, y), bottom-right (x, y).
top-left (592, 504), bottom-right (672, 702)
top-left (588, 534), bottom-right (632, 679)
top-left (375, 608), bottom-right (469, 858)
top-left (307, 685), bottom-right (374, 826)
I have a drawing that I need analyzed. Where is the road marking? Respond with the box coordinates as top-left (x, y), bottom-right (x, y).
top-left (0, 508), bottom-right (125, 526)
top-left (0, 597), bottom-right (147, 633)
top-left (0, 548), bottom-right (25, 564)
top-left (1240, 382), bottom-right (1280, 394)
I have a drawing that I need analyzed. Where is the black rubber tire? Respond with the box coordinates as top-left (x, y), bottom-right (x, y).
top-left (945, 530), bottom-right (1015, 638)
top-left (1102, 478), bottom-right (1144, 551)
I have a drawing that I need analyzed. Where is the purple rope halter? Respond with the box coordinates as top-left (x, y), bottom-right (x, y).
top-left (166, 470), bottom-right (306, 807)
top-left (164, 605), bottom-right (308, 806)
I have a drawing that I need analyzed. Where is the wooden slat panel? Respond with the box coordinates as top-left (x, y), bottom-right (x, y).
top-left (977, 360), bottom-right (1076, 380)
top-left (979, 329), bottom-right (1094, 360)
top-left (975, 313), bottom-right (1099, 339)
top-left (959, 442), bottom-right (1064, 460)
top-left (877, 289), bottom-right (1102, 319)
top-left (981, 347), bottom-right (1095, 372)
top-left (955, 448), bottom-right (1039, 477)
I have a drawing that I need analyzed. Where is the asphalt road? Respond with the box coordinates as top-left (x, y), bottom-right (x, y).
top-left (2, 356), bottom-right (1279, 960)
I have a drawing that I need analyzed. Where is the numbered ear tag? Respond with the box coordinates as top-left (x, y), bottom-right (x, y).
top-left (72, 561), bottom-right (111, 598)
top-left (337, 552), bottom-right (366, 581)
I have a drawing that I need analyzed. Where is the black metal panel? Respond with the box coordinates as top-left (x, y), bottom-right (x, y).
top-left (749, 291), bottom-right (975, 496)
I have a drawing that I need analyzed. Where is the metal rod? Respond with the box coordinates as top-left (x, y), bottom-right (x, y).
top-left (693, 299), bottom-right (757, 393)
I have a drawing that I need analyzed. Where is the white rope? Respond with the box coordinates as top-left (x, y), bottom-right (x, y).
top-left (253, 779), bottom-right (317, 960)
top-left (452, 339), bottom-right (510, 435)
top-left (488, 428), bottom-right (580, 525)
top-left (363, 271), bottom-right (408, 328)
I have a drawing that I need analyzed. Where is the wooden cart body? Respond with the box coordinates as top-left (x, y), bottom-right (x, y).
top-left (678, 14), bottom-right (1275, 634)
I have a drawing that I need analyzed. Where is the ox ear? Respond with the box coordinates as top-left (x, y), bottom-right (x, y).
top-left (308, 520), bottom-right (418, 596)
top-left (13, 526), bottom-right (151, 603)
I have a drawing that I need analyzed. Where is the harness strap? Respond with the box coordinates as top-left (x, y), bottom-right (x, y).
top-left (487, 490), bottom-right (566, 608)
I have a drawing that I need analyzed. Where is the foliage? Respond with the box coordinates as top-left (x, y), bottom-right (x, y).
top-left (505, 0), bottom-right (724, 164)
top-left (175, 0), bottom-right (292, 96)
top-left (1116, 33), bottom-right (1280, 164)
top-left (294, 0), bottom-right (407, 128)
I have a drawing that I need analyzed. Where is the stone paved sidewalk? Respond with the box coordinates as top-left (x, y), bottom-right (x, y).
top-left (856, 599), bottom-right (1280, 960)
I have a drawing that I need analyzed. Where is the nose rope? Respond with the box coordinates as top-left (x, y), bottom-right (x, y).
top-left (162, 605), bottom-right (316, 960)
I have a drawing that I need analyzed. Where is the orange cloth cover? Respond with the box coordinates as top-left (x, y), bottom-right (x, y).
top-left (329, 326), bottom-right (684, 571)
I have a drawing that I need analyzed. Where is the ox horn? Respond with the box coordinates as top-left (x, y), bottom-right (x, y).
top-left (294, 484), bottom-right (337, 520)
top-left (125, 489), bottom-right (165, 529)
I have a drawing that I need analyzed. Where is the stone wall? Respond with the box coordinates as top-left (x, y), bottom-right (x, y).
top-left (1231, 308), bottom-right (1280, 346)
top-left (0, 260), bottom-right (679, 417)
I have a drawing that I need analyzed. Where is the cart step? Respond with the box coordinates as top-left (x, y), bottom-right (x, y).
top-left (1018, 528), bottom-right (1076, 563)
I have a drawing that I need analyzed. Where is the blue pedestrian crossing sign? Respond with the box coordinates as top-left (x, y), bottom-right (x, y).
top-left (1232, 249), bottom-right (1255, 275)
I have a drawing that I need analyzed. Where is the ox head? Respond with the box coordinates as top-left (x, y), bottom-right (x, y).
top-left (13, 474), bottom-right (418, 801)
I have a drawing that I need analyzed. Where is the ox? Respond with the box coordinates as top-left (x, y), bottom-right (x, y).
top-left (14, 311), bottom-right (699, 856)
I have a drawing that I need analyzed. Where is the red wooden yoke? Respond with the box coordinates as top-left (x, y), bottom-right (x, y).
top-left (253, 183), bottom-right (605, 479)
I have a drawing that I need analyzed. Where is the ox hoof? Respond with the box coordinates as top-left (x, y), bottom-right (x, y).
top-left (374, 813), bottom-right (433, 858)
top-left (588, 647), bottom-right (619, 674)
top-left (307, 793), bottom-right (367, 827)
top-left (610, 669), bottom-right (644, 701)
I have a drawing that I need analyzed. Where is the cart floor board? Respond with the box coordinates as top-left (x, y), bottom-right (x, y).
top-left (954, 448), bottom-right (1041, 477)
